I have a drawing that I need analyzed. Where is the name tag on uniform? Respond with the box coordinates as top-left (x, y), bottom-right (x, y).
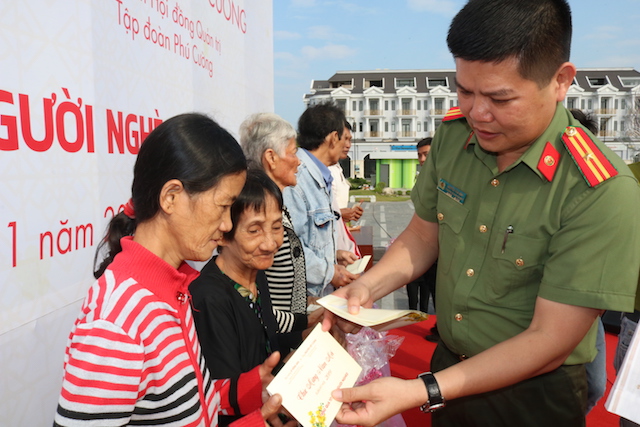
top-left (437, 178), bottom-right (467, 204)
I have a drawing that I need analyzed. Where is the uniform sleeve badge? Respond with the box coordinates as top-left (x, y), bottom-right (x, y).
top-left (562, 126), bottom-right (618, 187)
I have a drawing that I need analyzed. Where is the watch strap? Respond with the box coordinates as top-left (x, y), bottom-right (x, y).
top-left (418, 372), bottom-right (445, 412)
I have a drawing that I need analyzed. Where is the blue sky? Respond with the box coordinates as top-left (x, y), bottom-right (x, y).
top-left (273, 0), bottom-right (640, 126)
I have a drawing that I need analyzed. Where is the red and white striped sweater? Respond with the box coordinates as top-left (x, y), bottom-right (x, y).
top-left (54, 237), bottom-right (263, 426)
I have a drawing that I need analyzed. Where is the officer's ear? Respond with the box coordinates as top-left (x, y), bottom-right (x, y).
top-left (553, 62), bottom-right (577, 102)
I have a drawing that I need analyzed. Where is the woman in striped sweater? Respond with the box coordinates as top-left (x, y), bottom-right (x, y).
top-left (54, 114), bottom-right (285, 427)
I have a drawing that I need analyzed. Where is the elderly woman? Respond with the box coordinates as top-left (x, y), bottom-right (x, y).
top-left (239, 113), bottom-right (316, 340)
top-left (191, 169), bottom-right (298, 426)
top-left (54, 114), bottom-right (283, 427)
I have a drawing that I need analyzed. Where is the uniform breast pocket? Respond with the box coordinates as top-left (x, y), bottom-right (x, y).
top-left (310, 209), bottom-right (335, 249)
top-left (487, 234), bottom-right (548, 306)
top-left (436, 195), bottom-right (469, 275)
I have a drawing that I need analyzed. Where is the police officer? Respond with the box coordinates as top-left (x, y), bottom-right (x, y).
top-left (325, 1), bottom-right (640, 426)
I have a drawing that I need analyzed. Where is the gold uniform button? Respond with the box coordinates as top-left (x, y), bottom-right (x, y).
top-left (455, 313), bottom-right (463, 321)
top-left (515, 258), bottom-right (524, 267)
top-left (565, 127), bottom-right (577, 137)
top-left (544, 155), bottom-right (555, 167)
top-left (437, 213), bottom-right (444, 221)
top-left (479, 225), bottom-right (487, 233)
top-left (466, 268), bottom-right (475, 277)
top-left (491, 179), bottom-right (500, 187)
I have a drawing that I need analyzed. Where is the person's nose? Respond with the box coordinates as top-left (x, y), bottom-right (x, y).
top-left (218, 209), bottom-right (233, 233)
top-left (468, 97), bottom-right (493, 123)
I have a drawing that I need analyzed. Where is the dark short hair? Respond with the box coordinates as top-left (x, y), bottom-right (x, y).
top-left (297, 102), bottom-right (346, 151)
top-left (570, 109), bottom-right (598, 134)
top-left (223, 169), bottom-right (283, 241)
top-left (447, 0), bottom-right (572, 86)
top-left (94, 113), bottom-right (246, 277)
top-left (345, 120), bottom-right (353, 132)
top-left (417, 137), bottom-right (433, 149)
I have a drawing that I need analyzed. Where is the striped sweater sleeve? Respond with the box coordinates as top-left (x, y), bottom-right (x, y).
top-left (54, 319), bottom-right (144, 426)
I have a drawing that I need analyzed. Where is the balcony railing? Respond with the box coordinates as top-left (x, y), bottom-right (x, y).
top-left (364, 131), bottom-right (381, 138)
top-left (431, 109), bottom-right (447, 116)
top-left (364, 109), bottom-right (382, 116)
top-left (400, 131), bottom-right (416, 138)
top-left (596, 109), bottom-right (616, 115)
top-left (598, 131), bottom-right (618, 137)
top-left (398, 109), bottom-right (416, 116)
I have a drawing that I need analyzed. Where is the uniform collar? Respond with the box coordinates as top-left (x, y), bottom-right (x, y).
top-left (301, 148), bottom-right (333, 191)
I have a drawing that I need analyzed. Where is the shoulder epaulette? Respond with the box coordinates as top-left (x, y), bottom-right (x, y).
top-left (442, 106), bottom-right (465, 122)
top-left (562, 126), bottom-right (618, 187)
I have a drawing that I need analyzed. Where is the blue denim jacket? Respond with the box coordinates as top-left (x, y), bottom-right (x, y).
top-left (283, 149), bottom-right (337, 296)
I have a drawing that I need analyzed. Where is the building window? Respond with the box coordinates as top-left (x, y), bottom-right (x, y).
top-left (581, 99), bottom-right (585, 110)
top-left (427, 78), bottom-right (448, 87)
top-left (395, 78), bottom-right (415, 88)
top-left (588, 77), bottom-right (606, 87)
top-left (392, 100), bottom-right (396, 110)
top-left (417, 122), bottom-right (421, 132)
top-left (567, 97), bottom-right (577, 109)
top-left (385, 122), bottom-right (389, 132)
top-left (424, 121), bottom-right (428, 132)
top-left (614, 121), bottom-right (618, 132)
top-left (352, 101), bottom-right (356, 111)
top-left (615, 99), bottom-right (619, 109)
top-left (417, 100), bottom-right (421, 110)
top-left (385, 100), bottom-right (389, 110)
top-left (621, 121), bottom-right (626, 132)
top-left (370, 119), bottom-right (380, 137)
top-left (588, 100), bottom-right (592, 110)
top-left (352, 121), bottom-right (356, 132)
top-left (622, 99), bottom-right (626, 109)
top-left (434, 98), bottom-right (444, 114)
top-left (364, 79), bottom-right (383, 88)
top-left (620, 77), bottom-right (640, 87)
top-left (359, 101), bottom-right (363, 111)
top-left (402, 119), bottom-right (411, 132)
top-left (359, 122), bottom-right (363, 132)
top-left (336, 99), bottom-right (346, 112)
top-left (600, 118), bottom-right (607, 132)
top-left (401, 98), bottom-right (411, 113)
top-left (391, 121), bottom-right (396, 132)
top-left (369, 99), bottom-right (380, 114)
top-left (330, 80), bottom-right (353, 89)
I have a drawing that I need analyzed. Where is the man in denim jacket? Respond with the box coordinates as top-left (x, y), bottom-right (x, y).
top-left (283, 103), bottom-right (358, 297)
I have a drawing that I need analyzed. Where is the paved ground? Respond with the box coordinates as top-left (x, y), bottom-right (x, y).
top-left (351, 200), bottom-right (435, 314)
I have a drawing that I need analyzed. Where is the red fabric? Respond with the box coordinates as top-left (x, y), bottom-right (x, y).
top-left (343, 221), bottom-right (362, 258)
top-left (236, 365), bottom-right (264, 415)
top-left (537, 142), bottom-right (560, 182)
top-left (388, 317), bottom-right (620, 426)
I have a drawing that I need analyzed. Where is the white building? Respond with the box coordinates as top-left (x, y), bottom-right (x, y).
top-left (304, 68), bottom-right (640, 180)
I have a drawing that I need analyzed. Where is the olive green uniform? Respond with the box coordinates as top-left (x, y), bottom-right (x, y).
top-left (411, 103), bottom-right (640, 425)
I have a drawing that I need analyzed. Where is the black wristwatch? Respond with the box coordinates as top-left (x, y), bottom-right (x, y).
top-left (418, 372), bottom-right (446, 412)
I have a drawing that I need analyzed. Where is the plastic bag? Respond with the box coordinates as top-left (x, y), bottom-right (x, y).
top-left (336, 327), bottom-right (407, 427)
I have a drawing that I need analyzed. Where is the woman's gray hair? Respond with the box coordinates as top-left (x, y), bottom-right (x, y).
top-left (239, 113), bottom-right (296, 169)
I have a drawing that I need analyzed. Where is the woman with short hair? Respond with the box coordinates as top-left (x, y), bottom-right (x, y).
top-left (239, 113), bottom-right (314, 341)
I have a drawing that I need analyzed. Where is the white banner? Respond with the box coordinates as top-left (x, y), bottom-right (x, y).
top-left (0, 0), bottom-right (273, 424)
